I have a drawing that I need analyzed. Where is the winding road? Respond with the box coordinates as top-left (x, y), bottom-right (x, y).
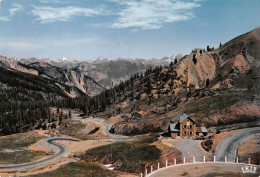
top-left (163, 127), bottom-right (260, 163)
top-left (215, 126), bottom-right (260, 162)
top-left (92, 118), bottom-right (129, 139)
top-left (0, 137), bottom-right (79, 171)
top-left (0, 113), bottom-right (127, 172)
top-left (148, 127), bottom-right (260, 177)
top-left (71, 113), bottom-right (129, 139)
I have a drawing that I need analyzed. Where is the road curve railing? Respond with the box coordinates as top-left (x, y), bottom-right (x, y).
top-left (143, 156), bottom-right (259, 177)
top-left (0, 137), bottom-right (79, 172)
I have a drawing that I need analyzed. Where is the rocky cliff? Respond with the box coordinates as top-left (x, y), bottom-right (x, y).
top-left (19, 55), bottom-right (183, 89)
top-left (0, 56), bottom-right (105, 99)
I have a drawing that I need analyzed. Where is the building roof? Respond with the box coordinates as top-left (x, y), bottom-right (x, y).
top-left (201, 127), bottom-right (207, 133)
top-left (178, 114), bottom-right (189, 123)
top-left (196, 127), bottom-right (207, 133)
top-left (178, 114), bottom-right (196, 123)
top-left (169, 123), bottom-right (179, 132)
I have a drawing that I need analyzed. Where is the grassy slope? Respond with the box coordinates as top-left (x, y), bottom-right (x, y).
top-left (0, 151), bottom-right (46, 165)
top-left (0, 131), bottom-right (46, 165)
top-left (29, 161), bottom-right (116, 177)
top-left (81, 136), bottom-right (161, 173)
top-left (0, 131), bottom-right (43, 150)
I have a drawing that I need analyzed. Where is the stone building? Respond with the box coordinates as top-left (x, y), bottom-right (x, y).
top-left (168, 114), bottom-right (207, 138)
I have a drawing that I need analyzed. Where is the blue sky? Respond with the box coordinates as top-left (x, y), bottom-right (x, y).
top-left (0, 0), bottom-right (259, 60)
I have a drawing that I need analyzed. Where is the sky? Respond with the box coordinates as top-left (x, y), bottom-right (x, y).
top-left (0, 0), bottom-right (259, 60)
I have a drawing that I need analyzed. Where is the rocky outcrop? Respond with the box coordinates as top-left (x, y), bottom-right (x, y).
top-left (19, 55), bottom-right (183, 89)
top-left (0, 56), bottom-right (38, 75)
top-left (110, 122), bottom-right (162, 136)
top-left (61, 70), bottom-right (104, 96)
top-left (0, 57), bottom-right (105, 97)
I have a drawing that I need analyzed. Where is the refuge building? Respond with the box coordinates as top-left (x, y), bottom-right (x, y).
top-left (168, 114), bottom-right (207, 138)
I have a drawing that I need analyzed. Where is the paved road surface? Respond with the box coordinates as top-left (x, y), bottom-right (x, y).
top-left (148, 162), bottom-right (259, 177)
top-left (0, 137), bottom-right (79, 171)
top-left (164, 138), bottom-right (209, 162)
top-left (92, 118), bottom-right (129, 139)
top-left (215, 126), bottom-right (260, 162)
top-left (71, 113), bottom-right (129, 140)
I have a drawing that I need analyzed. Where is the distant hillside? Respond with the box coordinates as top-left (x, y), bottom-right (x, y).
top-left (0, 56), bottom-right (105, 99)
top-left (1, 27), bottom-right (259, 136)
top-left (83, 27), bottom-right (260, 136)
top-left (19, 62), bottom-right (105, 97)
top-left (19, 55), bottom-right (183, 88)
top-left (0, 64), bottom-right (86, 102)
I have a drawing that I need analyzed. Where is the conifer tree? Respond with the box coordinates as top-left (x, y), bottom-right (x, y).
top-left (69, 110), bottom-right (72, 118)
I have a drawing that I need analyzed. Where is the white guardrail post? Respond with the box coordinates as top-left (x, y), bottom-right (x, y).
top-left (142, 156), bottom-right (250, 177)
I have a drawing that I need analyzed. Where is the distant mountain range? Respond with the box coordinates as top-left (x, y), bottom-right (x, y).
top-left (0, 53), bottom-right (183, 101)
top-left (0, 27), bottom-right (259, 136)
top-left (18, 54), bottom-right (183, 89)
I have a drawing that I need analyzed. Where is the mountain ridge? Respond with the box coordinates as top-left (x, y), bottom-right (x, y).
top-left (92, 27), bottom-right (260, 135)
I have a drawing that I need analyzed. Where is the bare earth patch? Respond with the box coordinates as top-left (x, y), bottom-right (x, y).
top-left (57, 139), bottom-right (118, 156)
top-left (237, 133), bottom-right (260, 165)
top-left (152, 141), bottom-right (182, 166)
top-left (105, 114), bottom-right (124, 124)
top-left (202, 130), bottom-right (236, 153)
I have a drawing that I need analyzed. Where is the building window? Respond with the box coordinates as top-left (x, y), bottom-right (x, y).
top-left (183, 125), bottom-right (187, 129)
top-left (183, 131), bottom-right (186, 135)
top-left (189, 131), bottom-right (193, 135)
top-left (189, 125), bottom-right (192, 129)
